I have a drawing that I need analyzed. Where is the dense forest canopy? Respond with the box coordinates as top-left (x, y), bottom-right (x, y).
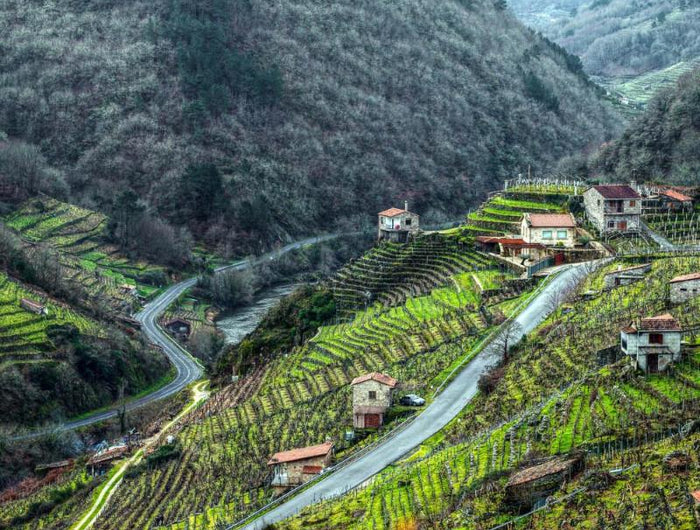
top-left (509, 0), bottom-right (700, 77)
top-left (591, 67), bottom-right (700, 184)
top-left (0, 0), bottom-right (621, 255)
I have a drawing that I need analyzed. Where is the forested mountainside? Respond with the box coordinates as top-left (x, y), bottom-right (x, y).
top-left (591, 67), bottom-right (700, 184)
top-left (0, 0), bottom-right (621, 255)
top-left (509, 0), bottom-right (700, 78)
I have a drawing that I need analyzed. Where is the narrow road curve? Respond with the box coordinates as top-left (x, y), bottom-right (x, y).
top-left (235, 261), bottom-right (599, 530)
top-left (19, 235), bottom-right (342, 438)
top-left (641, 220), bottom-right (676, 250)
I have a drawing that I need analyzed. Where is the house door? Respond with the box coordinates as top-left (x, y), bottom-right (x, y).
top-left (647, 354), bottom-right (659, 374)
top-left (618, 221), bottom-right (627, 231)
top-left (365, 414), bottom-right (381, 428)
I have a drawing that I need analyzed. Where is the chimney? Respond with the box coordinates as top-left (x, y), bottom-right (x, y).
top-left (404, 201), bottom-right (409, 212)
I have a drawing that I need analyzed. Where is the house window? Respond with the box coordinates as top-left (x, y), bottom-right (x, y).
top-left (597, 200), bottom-right (601, 206)
top-left (557, 230), bottom-right (568, 239)
top-left (542, 230), bottom-right (553, 240)
top-left (621, 337), bottom-right (627, 350)
top-left (368, 391), bottom-right (377, 400)
top-left (629, 200), bottom-right (636, 207)
top-left (649, 333), bottom-right (663, 345)
top-left (607, 221), bottom-right (615, 228)
top-left (405, 219), bottom-right (411, 226)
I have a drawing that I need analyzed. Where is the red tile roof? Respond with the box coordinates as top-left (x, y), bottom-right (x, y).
top-left (604, 263), bottom-right (651, 275)
top-left (351, 372), bottom-right (398, 387)
top-left (691, 490), bottom-right (700, 504)
top-left (20, 298), bottom-right (44, 311)
top-left (525, 213), bottom-right (576, 228)
top-left (378, 208), bottom-right (407, 217)
top-left (670, 272), bottom-right (700, 284)
top-left (660, 189), bottom-right (692, 202)
top-left (639, 313), bottom-right (681, 331)
top-left (475, 236), bottom-right (544, 248)
top-left (302, 465), bottom-right (323, 474)
top-left (268, 442), bottom-right (334, 465)
top-left (591, 185), bottom-right (640, 199)
top-left (88, 446), bottom-right (129, 466)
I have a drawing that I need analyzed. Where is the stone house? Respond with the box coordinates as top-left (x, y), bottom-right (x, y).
top-left (583, 185), bottom-right (641, 234)
top-left (602, 263), bottom-right (651, 289)
top-left (669, 272), bottom-right (700, 304)
top-left (351, 372), bottom-right (397, 429)
top-left (20, 298), bottom-right (47, 316)
top-left (378, 202), bottom-right (420, 243)
top-left (520, 213), bottom-right (576, 247)
top-left (505, 456), bottom-right (583, 510)
top-left (620, 313), bottom-right (683, 373)
top-left (268, 441), bottom-right (334, 492)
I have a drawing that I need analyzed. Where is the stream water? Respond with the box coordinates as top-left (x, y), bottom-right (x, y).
top-left (216, 284), bottom-right (297, 345)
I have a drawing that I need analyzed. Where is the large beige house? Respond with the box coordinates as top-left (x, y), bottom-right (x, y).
top-left (520, 213), bottom-right (576, 247)
top-left (378, 202), bottom-right (420, 243)
top-left (351, 372), bottom-right (397, 428)
top-left (268, 441), bottom-right (334, 492)
top-left (620, 313), bottom-right (682, 373)
top-left (583, 185), bottom-right (641, 234)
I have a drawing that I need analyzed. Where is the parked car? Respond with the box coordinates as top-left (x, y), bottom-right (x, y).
top-left (400, 394), bottom-right (425, 406)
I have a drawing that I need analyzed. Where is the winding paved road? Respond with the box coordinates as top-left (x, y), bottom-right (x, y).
top-left (234, 261), bottom-right (600, 530)
top-left (18, 235), bottom-right (342, 439)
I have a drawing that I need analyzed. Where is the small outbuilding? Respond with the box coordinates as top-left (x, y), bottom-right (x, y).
top-left (475, 236), bottom-right (547, 262)
top-left (88, 445), bottom-right (129, 475)
top-left (620, 313), bottom-right (683, 373)
top-left (670, 272), bottom-right (700, 304)
top-left (20, 298), bottom-right (47, 316)
top-left (603, 263), bottom-right (651, 289)
top-left (378, 202), bottom-right (420, 243)
top-left (505, 456), bottom-right (583, 510)
top-left (351, 372), bottom-right (397, 429)
top-left (164, 318), bottom-right (191, 339)
top-left (520, 213), bottom-right (576, 247)
top-left (268, 441), bottom-right (334, 492)
top-left (658, 189), bottom-right (693, 212)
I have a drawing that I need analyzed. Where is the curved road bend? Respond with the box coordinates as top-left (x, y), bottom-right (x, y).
top-left (237, 262), bottom-right (598, 530)
top-left (17, 235), bottom-right (342, 438)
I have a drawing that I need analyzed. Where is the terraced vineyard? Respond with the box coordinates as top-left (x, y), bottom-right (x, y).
top-left (279, 255), bottom-right (700, 529)
top-left (330, 235), bottom-right (493, 317)
top-left (463, 189), bottom-right (571, 237)
top-left (3, 197), bottom-right (167, 311)
top-left (645, 210), bottom-right (700, 246)
top-left (80, 241), bottom-right (536, 530)
top-left (0, 272), bottom-right (99, 363)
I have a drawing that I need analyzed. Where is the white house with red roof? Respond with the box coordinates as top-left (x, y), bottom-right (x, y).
top-left (620, 313), bottom-right (682, 373)
top-left (670, 272), bottom-right (700, 304)
top-left (378, 202), bottom-right (419, 243)
top-left (583, 184), bottom-right (641, 234)
top-left (268, 441), bottom-right (334, 491)
top-left (351, 372), bottom-right (398, 428)
top-left (520, 213), bottom-right (577, 247)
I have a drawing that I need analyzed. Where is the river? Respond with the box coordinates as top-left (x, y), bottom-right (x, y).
top-left (216, 284), bottom-right (297, 345)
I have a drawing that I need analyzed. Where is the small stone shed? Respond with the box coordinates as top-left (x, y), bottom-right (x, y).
top-left (268, 441), bottom-right (334, 492)
top-left (164, 318), bottom-right (191, 339)
top-left (603, 263), bottom-right (651, 289)
top-left (583, 184), bottom-right (641, 234)
top-left (88, 445), bottom-right (129, 475)
top-left (621, 313), bottom-right (683, 373)
top-left (505, 455), bottom-right (583, 509)
top-left (351, 372), bottom-right (397, 429)
top-left (670, 272), bottom-right (700, 304)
